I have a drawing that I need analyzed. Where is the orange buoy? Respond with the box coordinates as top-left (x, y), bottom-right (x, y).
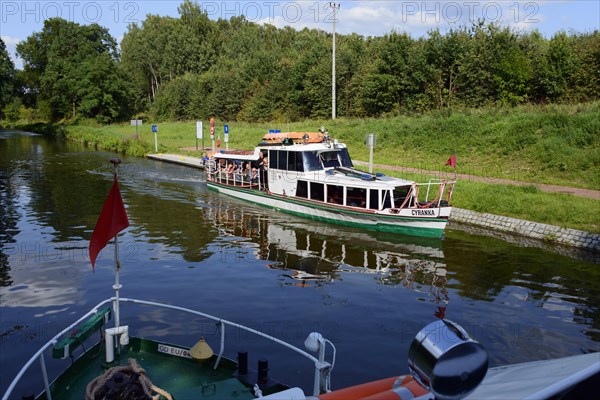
top-left (318, 375), bottom-right (427, 400)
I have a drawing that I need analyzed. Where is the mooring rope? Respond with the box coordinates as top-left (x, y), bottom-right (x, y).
top-left (85, 358), bottom-right (173, 400)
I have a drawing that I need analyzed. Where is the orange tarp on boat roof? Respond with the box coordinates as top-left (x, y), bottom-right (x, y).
top-left (262, 131), bottom-right (325, 144)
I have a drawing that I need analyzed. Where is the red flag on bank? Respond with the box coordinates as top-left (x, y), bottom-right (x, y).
top-left (89, 177), bottom-right (129, 269)
top-left (445, 154), bottom-right (457, 169)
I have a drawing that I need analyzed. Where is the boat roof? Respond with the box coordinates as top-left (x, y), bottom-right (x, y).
top-left (213, 148), bottom-right (262, 161)
top-left (465, 352), bottom-right (600, 399)
top-left (262, 131), bottom-right (325, 144)
top-left (212, 142), bottom-right (349, 161)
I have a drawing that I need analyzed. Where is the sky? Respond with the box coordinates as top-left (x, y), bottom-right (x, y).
top-left (1, 0), bottom-right (599, 68)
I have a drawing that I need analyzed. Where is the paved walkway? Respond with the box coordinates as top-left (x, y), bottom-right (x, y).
top-left (147, 153), bottom-right (206, 169)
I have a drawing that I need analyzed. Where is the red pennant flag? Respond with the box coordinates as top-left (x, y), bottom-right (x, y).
top-left (445, 154), bottom-right (457, 169)
top-left (89, 177), bottom-right (129, 269)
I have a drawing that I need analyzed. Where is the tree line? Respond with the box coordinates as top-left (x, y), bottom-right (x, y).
top-left (1, 0), bottom-right (599, 123)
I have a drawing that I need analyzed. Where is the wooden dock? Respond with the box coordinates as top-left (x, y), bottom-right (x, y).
top-left (146, 153), bottom-right (206, 169)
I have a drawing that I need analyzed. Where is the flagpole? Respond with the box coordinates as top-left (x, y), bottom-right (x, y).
top-left (454, 147), bottom-right (457, 181)
top-left (110, 158), bottom-right (123, 331)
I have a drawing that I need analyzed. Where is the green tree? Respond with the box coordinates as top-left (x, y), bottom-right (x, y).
top-left (0, 38), bottom-right (15, 118)
top-left (17, 18), bottom-right (129, 122)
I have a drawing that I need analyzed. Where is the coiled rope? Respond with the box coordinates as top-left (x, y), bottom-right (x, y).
top-left (85, 358), bottom-right (173, 400)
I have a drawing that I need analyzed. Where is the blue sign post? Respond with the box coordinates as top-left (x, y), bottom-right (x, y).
top-left (224, 124), bottom-right (229, 150)
top-left (152, 125), bottom-right (158, 152)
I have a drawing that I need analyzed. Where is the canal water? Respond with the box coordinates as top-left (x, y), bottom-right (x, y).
top-left (1, 130), bottom-right (599, 395)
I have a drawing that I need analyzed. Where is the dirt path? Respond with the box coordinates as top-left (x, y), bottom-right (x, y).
top-left (353, 160), bottom-right (599, 200)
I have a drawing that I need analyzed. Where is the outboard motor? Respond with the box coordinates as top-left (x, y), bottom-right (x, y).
top-left (408, 319), bottom-right (488, 400)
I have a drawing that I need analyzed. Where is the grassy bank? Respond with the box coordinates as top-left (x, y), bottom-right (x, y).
top-left (60, 102), bottom-right (599, 189)
top-left (9, 103), bottom-right (600, 233)
top-left (380, 168), bottom-right (599, 233)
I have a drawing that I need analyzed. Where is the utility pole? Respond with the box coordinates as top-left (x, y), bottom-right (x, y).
top-left (330, 2), bottom-right (340, 120)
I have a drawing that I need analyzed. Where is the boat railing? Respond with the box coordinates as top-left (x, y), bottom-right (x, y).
top-left (2, 298), bottom-right (115, 400)
top-left (415, 179), bottom-right (456, 207)
top-left (2, 297), bottom-right (332, 400)
top-left (207, 161), bottom-right (260, 188)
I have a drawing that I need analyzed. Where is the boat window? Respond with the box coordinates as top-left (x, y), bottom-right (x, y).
top-left (278, 151), bottom-right (287, 170)
top-left (347, 187), bottom-right (367, 208)
top-left (369, 189), bottom-right (379, 210)
top-left (339, 148), bottom-right (353, 168)
top-left (303, 151), bottom-right (322, 172)
top-left (297, 180), bottom-right (308, 198)
top-left (393, 186), bottom-right (411, 208)
top-left (382, 190), bottom-right (392, 209)
top-left (310, 182), bottom-right (324, 201)
top-left (327, 184), bottom-right (343, 205)
top-left (320, 151), bottom-right (340, 168)
top-left (269, 150), bottom-right (278, 169)
top-left (288, 152), bottom-right (304, 172)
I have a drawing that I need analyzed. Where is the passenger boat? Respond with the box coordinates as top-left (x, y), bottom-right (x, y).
top-left (206, 130), bottom-right (456, 238)
top-left (3, 160), bottom-right (598, 400)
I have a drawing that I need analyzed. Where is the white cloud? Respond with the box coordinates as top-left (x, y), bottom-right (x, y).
top-left (1, 35), bottom-right (22, 68)
top-left (1, 35), bottom-right (22, 46)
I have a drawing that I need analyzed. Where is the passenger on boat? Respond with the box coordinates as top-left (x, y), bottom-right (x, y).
top-left (216, 159), bottom-right (226, 181)
top-left (201, 153), bottom-right (209, 165)
top-left (234, 163), bottom-right (245, 182)
top-left (244, 162), bottom-right (252, 182)
top-left (226, 162), bottom-right (235, 177)
top-left (259, 156), bottom-right (269, 190)
top-left (251, 168), bottom-right (258, 183)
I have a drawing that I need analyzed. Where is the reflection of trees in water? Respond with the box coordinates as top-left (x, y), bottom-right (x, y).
top-left (443, 232), bottom-right (600, 343)
top-left (0, 142), bottom-right (21, 287)
top-left (126, 188), bottom-right (216, 263)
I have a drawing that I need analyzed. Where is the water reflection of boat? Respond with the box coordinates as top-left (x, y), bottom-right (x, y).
top-left (201, 200), bottom-right (449, 309)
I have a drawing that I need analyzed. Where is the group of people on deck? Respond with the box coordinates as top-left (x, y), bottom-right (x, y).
top-left (213, 151), bottom-right (269, 189)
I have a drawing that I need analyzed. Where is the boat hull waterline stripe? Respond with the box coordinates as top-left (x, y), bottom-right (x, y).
top-left (207, 183), bottom-right (446, 238)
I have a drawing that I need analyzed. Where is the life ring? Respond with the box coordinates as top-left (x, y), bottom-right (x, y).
top-left (317, 375), bottom-right (427, 400)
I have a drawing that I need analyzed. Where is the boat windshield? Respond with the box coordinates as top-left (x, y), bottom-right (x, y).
top-left (303, 151), bottom-right (322, 172)
top-left (339, 148), bottom-right (353, 167)
top-left (320, 149), bottom-right (353, 168)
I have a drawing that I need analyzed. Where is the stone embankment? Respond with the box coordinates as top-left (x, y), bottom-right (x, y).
top-left (450, 208), bottom-right (600, 253)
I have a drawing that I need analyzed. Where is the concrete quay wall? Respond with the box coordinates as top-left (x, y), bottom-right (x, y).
top-left (450, 208), bottom-right (600, 253)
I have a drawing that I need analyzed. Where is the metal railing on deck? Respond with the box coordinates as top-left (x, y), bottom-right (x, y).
top-left (417, 179), bottom-right (455, 207)
top-left (2, 297), bottom-right (332, 400)
top-left (207, 161), bottom-right (261, 188)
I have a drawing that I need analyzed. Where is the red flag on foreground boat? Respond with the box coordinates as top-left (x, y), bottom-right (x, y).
top-left (445, 154), bottom-right (457, 168)
top-left (89, 177), bottom-right (129, 270)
